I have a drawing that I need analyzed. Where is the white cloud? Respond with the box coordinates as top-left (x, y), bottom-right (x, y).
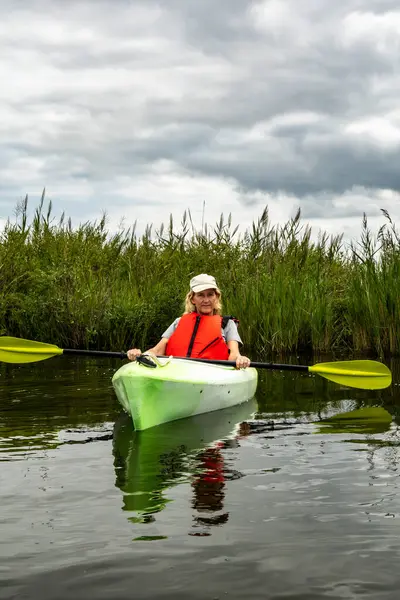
top-left (341, 11), bottom-right (400, 55)
top-left (249, 0), bottom-right (296, 33)
top-left (344, 117), bottom-right (400, 149)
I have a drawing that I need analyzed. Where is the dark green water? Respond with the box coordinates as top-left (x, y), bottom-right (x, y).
top-left (2, 356), bottom-right (400, 599)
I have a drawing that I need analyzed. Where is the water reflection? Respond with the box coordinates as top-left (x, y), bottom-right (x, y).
top-left (314, 406), bottom-right (393, 435)
top-left (0, 357), bottom-right (120, 459)
top-left (112, 399), bottom-right (257, 528)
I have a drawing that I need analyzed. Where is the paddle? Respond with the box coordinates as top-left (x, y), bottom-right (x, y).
top-left (175, 357), bottom-right (392, 390)
top-left (0, 336), bottom-right (392, 390)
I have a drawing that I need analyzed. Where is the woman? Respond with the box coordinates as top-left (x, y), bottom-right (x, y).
top-left (127, 273), bottom-right (251, 369)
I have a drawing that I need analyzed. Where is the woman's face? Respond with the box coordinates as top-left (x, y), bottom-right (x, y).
top-left (191, 289), bottom-right (218, 315)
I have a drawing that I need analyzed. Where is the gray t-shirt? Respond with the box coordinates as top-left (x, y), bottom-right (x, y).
top-left (161, 317), bottom-right (242, 344)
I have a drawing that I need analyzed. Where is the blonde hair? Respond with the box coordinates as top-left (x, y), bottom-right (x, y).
top-left (184, 288), bottom-right (222, 315)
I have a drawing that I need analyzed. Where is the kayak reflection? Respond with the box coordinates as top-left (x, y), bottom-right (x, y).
top-left (112, 398), bottom-right (257, 524)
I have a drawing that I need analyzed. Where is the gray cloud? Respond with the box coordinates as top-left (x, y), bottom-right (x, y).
top-left (1, 0), bottom-right (400, 234)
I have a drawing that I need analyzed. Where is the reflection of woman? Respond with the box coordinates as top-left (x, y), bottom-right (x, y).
top-left (192, 444), bottom-right (226, 514)
top-left (191, 444), bottom-right (229, 532)
top-left (190, 422), bottom-right (253, 531)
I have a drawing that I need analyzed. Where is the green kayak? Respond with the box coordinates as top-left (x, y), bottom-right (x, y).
top-left (112, 356), bottom-right (258, 430)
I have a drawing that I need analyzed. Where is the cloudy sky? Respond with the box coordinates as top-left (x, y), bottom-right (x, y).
top-left (1, 0), bottom-right (400, 243)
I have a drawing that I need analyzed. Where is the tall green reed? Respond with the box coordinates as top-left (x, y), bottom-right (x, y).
top-left (346, 212), bottom-right (400, 356)
top-left (0, 191), bottom-right (398, 357)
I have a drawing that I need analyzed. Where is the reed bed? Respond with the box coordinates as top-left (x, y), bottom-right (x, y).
top-left (1, 192), bottom-right (399, 358)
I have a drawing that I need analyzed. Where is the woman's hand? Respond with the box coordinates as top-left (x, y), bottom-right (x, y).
top-left (127, 348), bottom-right (142, 361)
top-left (235, 355), bottom-right (251, 369)
top-left (227, 341), bottom-right (251, 369)
top-left (127, 339), bottom-right (168, 362)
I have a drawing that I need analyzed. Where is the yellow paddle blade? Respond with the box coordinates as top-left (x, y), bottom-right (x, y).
top-left (309, 360), bottom-right (392, 390)
top-left (0, 336), bottom-right (63, 363)
top-left (315, 406), bottom-right (392, 435)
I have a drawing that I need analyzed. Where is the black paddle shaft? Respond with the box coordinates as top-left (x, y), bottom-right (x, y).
top-left (158, 356), bottom-right (309, 371)
top-left (63, 349), bottom-right (127, 359)
top-left (242, 361), bottom-right (308, 372)
top-left (62, 349), bottom-right (308, 371)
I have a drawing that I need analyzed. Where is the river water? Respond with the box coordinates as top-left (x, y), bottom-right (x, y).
top-left (1, 355), bottom-right (400, 599)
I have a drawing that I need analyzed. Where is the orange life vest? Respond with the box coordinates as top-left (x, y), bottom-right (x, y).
top-left (165, 313), bottom-right (230, 359)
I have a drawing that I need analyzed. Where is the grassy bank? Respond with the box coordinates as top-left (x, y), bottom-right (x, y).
top-left (0, 192), bottom-right (399, 358)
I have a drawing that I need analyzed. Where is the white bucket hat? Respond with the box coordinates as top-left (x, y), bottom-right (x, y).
top-left (190, 273), bottom-right (218, 293)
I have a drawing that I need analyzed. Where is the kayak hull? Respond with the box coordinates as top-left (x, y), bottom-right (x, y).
top-left (112, 358), bottom-right (258, 430)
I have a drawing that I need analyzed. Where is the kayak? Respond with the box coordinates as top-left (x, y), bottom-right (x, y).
top-left (111, 356), bottom-right (258, 430)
